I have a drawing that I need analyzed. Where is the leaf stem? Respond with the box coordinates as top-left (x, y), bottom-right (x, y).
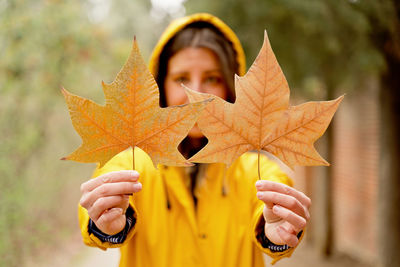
top-left (132, 146), bottom-right (135, 170)
top-left (257, 149), bottom-right (261, 180)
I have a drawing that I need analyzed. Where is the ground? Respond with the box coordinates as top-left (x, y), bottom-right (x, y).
top-left (273, 243), bottom-right (372, 267)
top-left (29, 234), bottom-right (372, 267)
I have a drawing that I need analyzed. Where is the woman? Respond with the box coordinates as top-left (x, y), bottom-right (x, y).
top-left (78, 13), bottom-right (311, 267)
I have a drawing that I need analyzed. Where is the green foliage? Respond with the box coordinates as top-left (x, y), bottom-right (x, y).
top-left (185, 0), bottom-right (389, 97)
top-left (0, 0), bottom-right (118, 265)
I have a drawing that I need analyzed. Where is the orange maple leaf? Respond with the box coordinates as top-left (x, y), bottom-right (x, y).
top-left (185, 31), bottom-right (343, 171)
top-left (62, 38), bottom-right (210, 168)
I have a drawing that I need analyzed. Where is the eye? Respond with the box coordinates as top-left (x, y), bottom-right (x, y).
top-left (204, 75), bottom-right (222, 84)
top-left (174, 76), bottom-right (189, 84)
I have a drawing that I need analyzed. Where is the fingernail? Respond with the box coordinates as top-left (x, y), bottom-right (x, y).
top-left (135, 182), bottom-right (142, 190)
top-left (277, 225), bottom-right (285, 233)
top-left (255, 181), bottom-right (262, 188)
top-left (130, 170), bottom-right (139, 177)
top-left (257, 192), bottom-right (263, 199)
top-left (273, 205), bottom-right (281, 212)
top-left (112, 208), bottom-right (123, 214)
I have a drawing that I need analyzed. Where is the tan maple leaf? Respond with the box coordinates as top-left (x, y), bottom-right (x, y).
top-left (185, 31), bottom-right (343, 171)
top-left (62, 38), bottom-right (210, 168)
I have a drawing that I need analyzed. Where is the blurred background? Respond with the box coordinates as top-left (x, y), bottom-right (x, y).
top-left (1, 0), bottom-right (399, 266)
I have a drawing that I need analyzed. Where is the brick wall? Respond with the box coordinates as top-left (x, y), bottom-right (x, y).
top-left (291, 84), bottom-right (379, 264)
top-left (332, 85), bottom-right (379, 262)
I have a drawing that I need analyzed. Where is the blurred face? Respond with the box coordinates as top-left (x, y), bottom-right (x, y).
top-left (164, 47), bottom-right (228, 138)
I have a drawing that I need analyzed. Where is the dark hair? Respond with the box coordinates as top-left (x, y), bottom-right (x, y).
top-left (156, 22), bottom-right (238, 107)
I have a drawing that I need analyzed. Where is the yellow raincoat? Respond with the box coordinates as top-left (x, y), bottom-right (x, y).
top-left (78, 13), bottom-right (303, 267)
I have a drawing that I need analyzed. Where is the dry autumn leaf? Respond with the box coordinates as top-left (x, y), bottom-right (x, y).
top-left (185, 31), bottom-right (343, 173)
top-left (62, 38), bottom-right (210, 169)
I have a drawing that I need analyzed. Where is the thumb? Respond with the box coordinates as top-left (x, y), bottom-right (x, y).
top-left (263, 204), bottom-right (281, 224)
top-left (106, 207), bottom-right (124, 216)
top-left (99, 208), bottom-right (124, 224)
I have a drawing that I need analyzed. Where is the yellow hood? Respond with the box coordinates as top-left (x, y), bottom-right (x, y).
top-left (149, 13), bottom-right (246, 78)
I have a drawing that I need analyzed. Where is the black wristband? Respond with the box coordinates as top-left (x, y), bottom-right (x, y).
top-left (257, 229), bottom-right (303, 252)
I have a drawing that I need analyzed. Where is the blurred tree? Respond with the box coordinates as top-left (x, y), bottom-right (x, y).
top-left (354, 2), bottom-right (400, 267)
top-left (185, 0), bottom-right (399, 266)
top-left (0, 0), bottom-right (117, 265)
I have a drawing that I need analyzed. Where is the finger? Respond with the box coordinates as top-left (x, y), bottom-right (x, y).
top-left (272, 205), bottom-right (307, 232)
top-left (256, 191), bottom-right (307, 219)
top-left (263, 205), bottom-right (281, 224)
top-left (255, 180), bottom-right (311, 208)
top-left (277, 225), bottom-right (299, 247)
top-left (81, 182), bottom-right (142, 208)
top-left (81, 170), bottom-right (140, 193)
top-left (88, 195), bottom-right (130, 221)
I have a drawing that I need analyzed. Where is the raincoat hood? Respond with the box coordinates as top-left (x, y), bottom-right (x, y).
top-left (149, 13), bottom-right (246, 78)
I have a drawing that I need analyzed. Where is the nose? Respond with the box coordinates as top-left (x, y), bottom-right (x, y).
top-left (188, 79), bottom-right (202, 93)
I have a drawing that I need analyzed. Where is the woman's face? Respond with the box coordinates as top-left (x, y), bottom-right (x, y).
top-left (164, 47), bottom-right (228, 138)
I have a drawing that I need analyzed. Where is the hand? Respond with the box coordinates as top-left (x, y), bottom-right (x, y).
top-left (80, 170), bottom-right (142, 235)
top-left (255, 180), bottom-right (311, 247)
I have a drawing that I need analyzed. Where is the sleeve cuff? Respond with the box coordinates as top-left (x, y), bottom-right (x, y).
top-left (88, 206), bottom-right (136, 244)
top-left (256, 227), bottom-right (303, 252)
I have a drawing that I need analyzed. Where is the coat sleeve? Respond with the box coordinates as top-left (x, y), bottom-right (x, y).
top-left (78, 149), bottom-right (139, 249)
top-left (247, 153), bottom-right (305, 265)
